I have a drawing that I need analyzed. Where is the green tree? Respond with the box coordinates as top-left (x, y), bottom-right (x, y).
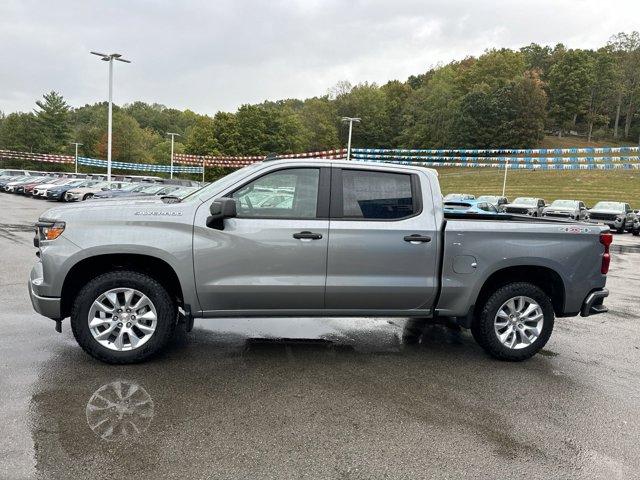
top-left (458, 49), bottom-right (526, 93)
top-left (95, 112), bottom-right (151, 163)
top-left (212, 112), bottom-right (240, 155)
top-left (381, 80), bottom-right (412, 147)
top-left (548, 49), bottom-right (595, 135)
top-left (452, 72), bottom-right (546, 148)
top-left (608, 32), bottom-right (640, 138)
top-left (585, 48), bottom-right (617, 141)
top-left (400, 65), bottom-right (461, 148)
top-left (334, 82), bottom-right (389, 148)
top-left (185, 116), bottom-right (220, 155)
top-left (34, 91), bottom-right (71, 152)
top-left (299, 97), bottom-right (340, 151)
top-left (0, 112), bottom-right (44, 151)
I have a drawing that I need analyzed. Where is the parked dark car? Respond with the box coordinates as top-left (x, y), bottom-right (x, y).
top-left (588, 201), bottom-right (636, 233)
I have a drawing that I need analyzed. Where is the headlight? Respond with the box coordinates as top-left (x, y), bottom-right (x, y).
top-left (36, 221), bottom-right (66, 241)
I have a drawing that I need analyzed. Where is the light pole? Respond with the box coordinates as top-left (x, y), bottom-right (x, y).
top-left (167, 133), bottom-right (181, 179)
top-left (71, 142), bottom-right (83, 174)
top-left (90, 51), bottom-right (131, 182)
top-left (341, 117), bottom-right (361, 161)
top-left (501, 160), bottom-right (509, 197)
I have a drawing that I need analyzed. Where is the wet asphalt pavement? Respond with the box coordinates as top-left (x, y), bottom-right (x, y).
top-left (1, 194), bottom-right (639, 480)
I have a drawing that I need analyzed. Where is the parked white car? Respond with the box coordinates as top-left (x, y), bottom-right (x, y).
top-left (64, 181), bottom-right (128, 201)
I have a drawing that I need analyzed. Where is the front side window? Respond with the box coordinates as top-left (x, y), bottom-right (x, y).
top-left (341, 170), bottom-right (416, 219)
top-left (232, 168), bottom-right (319, 218)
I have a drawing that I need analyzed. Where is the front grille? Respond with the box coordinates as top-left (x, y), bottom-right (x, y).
top-left (506, 207), bottom-right (529, 214)
top-left (589, 213), bottom-right (618, 221)
top-left (545, 212), bottom-right (571, 218)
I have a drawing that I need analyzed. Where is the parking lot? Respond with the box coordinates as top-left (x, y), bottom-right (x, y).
top-left (1, 193), bottom-right (639, 479)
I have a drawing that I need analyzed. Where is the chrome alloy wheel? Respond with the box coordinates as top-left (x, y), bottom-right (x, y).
top-left (88, 288), bottom-right (158, 351)
top-left (494, 296), bottom-right (544, 350)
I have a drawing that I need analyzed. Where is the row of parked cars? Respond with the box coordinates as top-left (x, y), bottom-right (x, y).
top-left (443, 193), bottom-right (640, 235)
top-left (0, 169), bottom-right (202, 202)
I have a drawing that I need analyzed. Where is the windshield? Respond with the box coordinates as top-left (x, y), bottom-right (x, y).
top-left (117, 183), bottom-right (142, 191)
top-left (477, 195), bottom-right (499, 203)
top-left (593, 201), bottom-right (624, 211)
top-left (550, 200), bottom-right (577, 208)
top-left (157, 186), bottom-right (180, 195)
top-left (139, 185), bottom-right (166, 194)
top-left (65, 180), bottom-right (85, 187)
top-left (513, 197), bottom-right (538, 206)
top-left (443, 193), bottom-right (474, 201)
top-left (186, 163), bottom-right (265, 202)
top-left (444, 202), bottom-right (472, 210)
top-left (171, 187), bottom-right (199, 198)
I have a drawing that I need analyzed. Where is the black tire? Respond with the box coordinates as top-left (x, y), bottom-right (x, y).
top-left (471, 282), bottom-right (554, 361)
top-left (83, 193), bottom-right (93, 201)
top-left (633, 229), bottom-right (640, 237)
top-left (616, 225), bottom-right (624, 234)
top-left (70, 270), bottom-right (177, 364)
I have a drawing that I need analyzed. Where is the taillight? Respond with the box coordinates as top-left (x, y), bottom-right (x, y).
top-left (600, 232), bottom-right (612, 274)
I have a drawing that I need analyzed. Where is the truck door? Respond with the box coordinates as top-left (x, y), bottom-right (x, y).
top-left (193, 167), bottom-right (330, 315)
top-left (325, 167), bottom-right (439, 312)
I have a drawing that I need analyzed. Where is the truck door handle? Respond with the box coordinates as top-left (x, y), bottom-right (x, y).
top-left (404, 234), bottom-right (431, 243)
top-left (293, 231), bottom-right (323, 240)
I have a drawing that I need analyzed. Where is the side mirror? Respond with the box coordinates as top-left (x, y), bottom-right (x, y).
top-left (207, 197), bottom-right (237, 229)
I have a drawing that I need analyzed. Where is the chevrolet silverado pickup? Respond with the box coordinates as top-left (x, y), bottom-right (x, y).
top-left (29, 159), bottom-right (611, 364)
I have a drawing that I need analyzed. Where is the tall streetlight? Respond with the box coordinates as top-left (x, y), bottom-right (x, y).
top-left (71, 142), bottom-right (83, 174)
top-left (341, 117), bottom-right (361, 161)
top-left (167, 132), bottom-right (181, 179)
top-left (90, 51), bottom-right (131, 182)
top-left (501, 160), bottom-right (509, 197)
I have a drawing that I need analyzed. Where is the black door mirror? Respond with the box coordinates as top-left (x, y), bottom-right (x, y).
top-left (207, 197), bottom-right (237, 229)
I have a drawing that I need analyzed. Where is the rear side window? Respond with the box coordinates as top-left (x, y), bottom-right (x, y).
top-left (340, 170), bottom-right (416, 219)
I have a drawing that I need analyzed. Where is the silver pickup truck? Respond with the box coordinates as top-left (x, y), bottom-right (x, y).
top-left (29, 160), bottom-right (611, 364)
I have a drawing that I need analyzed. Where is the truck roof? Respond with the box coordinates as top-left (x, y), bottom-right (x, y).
top-left (264, 158), bottom-right (439, 176)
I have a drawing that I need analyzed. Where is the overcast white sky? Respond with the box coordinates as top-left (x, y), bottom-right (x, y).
top-left (1, 0), bottom-right (639, 115)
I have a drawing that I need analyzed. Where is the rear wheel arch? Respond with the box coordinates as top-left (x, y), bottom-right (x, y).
top-left (60, 253), bottom-right (184, 319)
top-left (473, 265), bottom-right (566, 319)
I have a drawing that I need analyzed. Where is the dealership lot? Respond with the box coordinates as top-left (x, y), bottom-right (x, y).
top-left (1, 193), bottom-right (639, 479)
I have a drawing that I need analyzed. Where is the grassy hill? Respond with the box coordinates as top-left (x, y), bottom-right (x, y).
top-left (437, 136), bottom-right (640, 207)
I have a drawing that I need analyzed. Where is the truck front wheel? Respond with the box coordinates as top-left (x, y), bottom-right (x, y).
top-left (70, 270), bottom-right (177, 364)
top-left (471, 282), bottom-right (554, 361)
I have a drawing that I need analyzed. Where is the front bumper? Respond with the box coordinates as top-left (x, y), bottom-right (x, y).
top-left (29, 262), bottom-right (61, 320)
top-left (65, 192), bottom-right (81, 201)
top-left (580, 288), bottom-right (608, 317)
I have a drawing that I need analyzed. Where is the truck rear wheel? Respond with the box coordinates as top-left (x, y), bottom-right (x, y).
top-left (70, 270), bottom-right (177, 364)
top-left (471, 282), bottom-right (554, 361)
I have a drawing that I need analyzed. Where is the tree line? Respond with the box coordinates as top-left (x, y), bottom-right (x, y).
top-left (1, 32), bottom-right (639, 165)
